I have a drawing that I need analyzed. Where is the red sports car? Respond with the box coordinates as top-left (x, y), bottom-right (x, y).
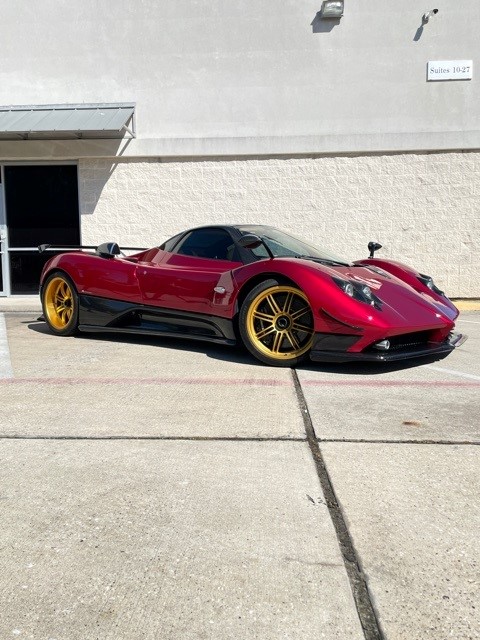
top-left (38, 225), bottom-right (466, 366)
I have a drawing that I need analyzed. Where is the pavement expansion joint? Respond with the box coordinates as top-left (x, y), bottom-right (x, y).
top-left (318, 438), bottom-right (480, 446)
top-left (291, 369), bottom-right (385, 640)
top-left (0, 434), bottom-right (307, 442)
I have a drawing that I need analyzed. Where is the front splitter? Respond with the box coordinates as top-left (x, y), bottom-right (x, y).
top-left (310, 333), bottom-right (467, 364)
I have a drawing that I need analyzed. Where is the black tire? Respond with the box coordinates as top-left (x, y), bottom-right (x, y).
top-left (239, 279), bottom-right (314, 367)
top-left (41, 271), bottom-right (79, 336)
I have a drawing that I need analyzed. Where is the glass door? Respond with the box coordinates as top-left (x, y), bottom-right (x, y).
top-left (3, 165), bottom-right (79, 294)
top-left (0, 169), bottom-right (10, 296)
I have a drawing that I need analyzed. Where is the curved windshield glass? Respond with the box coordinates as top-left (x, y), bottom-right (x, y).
top-left (239, 225), bottom-right (350, 265)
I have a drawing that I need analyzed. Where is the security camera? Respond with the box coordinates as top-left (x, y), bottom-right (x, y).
top-left (422, 9), bottom-right (439, 22)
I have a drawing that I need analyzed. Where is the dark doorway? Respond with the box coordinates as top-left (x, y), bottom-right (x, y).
top-left (4, 165), bottom-right (80, 293)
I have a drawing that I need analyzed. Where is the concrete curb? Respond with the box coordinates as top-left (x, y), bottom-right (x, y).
top-left (452, 299), bottom-right (480, 311)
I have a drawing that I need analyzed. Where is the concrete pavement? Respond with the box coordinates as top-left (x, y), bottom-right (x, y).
top-left (0, 295), bottom-right (42, 313)
top-left (1, 439), bottom-right (364, 640)
top-left (0, 304), bottom-right (479, 639)
top-left (321, 442), bottom-right (479, 639)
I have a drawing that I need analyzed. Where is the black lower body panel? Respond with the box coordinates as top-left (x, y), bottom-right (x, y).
top-left (309, 331), bottom-right (466, 363)
top-left (78, 295), bottom-right (236, 345)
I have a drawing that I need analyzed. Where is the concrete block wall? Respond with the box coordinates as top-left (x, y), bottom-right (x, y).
top-left (79, 152), bottom-right (480, 298)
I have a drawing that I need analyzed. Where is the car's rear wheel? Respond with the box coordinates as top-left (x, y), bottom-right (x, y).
top-left (239, 279), bottom-right (314, 367)
top-left (42, 271), bottom-right (79, 336)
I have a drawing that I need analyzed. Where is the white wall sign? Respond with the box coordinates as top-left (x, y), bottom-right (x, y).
top-left (427, 60), bottom-right (473, 81)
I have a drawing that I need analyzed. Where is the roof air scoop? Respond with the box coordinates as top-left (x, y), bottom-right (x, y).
top-left (368, 241), bottom-right (382, 259)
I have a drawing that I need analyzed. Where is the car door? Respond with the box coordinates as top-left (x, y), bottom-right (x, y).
top-left (137, 227), bottom-right (242, 316)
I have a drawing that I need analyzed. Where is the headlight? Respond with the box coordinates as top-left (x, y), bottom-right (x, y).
top-left (333, 278), bottom-right (355, 297)
top-left (418, 273), bottom-right (444, 296)
top-left (360, 285), bottom-right (373, 302)
top-left (334, 279), bottom-right (354, 297)
top-left (333, 278), bottom-right (377, 306)
top-left (344, 282), bottom-right (354, 297)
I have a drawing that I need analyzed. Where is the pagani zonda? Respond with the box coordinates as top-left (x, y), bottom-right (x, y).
top-left (39, 225), bottom-right (466, 366)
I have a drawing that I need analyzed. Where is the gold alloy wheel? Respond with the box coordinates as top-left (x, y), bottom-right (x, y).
top-left (43, 276), bottom-right (76, 331)
top-left (246, 285), bottom-right (314, 361)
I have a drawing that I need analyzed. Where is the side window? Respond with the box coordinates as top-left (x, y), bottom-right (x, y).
top-left (159, 232), bottom-right (184, 252)
top-left (175, 228), bottom-right (240, 261)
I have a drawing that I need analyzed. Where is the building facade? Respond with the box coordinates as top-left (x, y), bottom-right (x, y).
top-left (1, 0), bottom-right (479, 296)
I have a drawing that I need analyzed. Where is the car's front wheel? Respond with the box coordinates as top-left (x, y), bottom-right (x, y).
top-left (42, 271), bottom-right (79, 336)
top-left (239, 279), bottom-right (314, 367)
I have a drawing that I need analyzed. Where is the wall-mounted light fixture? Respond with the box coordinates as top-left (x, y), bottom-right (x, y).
top-left (320, 0), bottom-right (344, 19)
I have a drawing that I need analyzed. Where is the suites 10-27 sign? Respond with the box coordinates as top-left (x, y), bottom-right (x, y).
top-left (427, 60), bottom-right (473, 81)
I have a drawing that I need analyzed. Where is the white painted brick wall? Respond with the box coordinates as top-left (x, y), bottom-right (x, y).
top-left (79, 153), bottom-right (480, 298)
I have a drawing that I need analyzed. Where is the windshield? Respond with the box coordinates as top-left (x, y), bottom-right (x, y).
top-left (239, 225), bottom-right (350, 265)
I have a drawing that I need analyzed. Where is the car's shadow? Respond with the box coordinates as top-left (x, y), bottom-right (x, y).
top-left (299, 353), bottom-right (449, 376)
top-left (26, 319), bottom-right (258, 367)
top-left (26, 319), bottom-right (449, 375)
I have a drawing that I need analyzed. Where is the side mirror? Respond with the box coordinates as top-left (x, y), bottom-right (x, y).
top-left (237, 234), bottom-right (264, 249)
top-left (368, 241), bottom-right (382, 259)
top-left (97, 242), bottom-right (121, 258)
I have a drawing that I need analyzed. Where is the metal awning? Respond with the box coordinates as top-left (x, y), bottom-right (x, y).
top-left (0, 103), bottom-right (135, 140)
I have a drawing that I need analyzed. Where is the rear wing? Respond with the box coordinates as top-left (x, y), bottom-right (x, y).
top-left (38, 242), bottom-right (147, 257)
